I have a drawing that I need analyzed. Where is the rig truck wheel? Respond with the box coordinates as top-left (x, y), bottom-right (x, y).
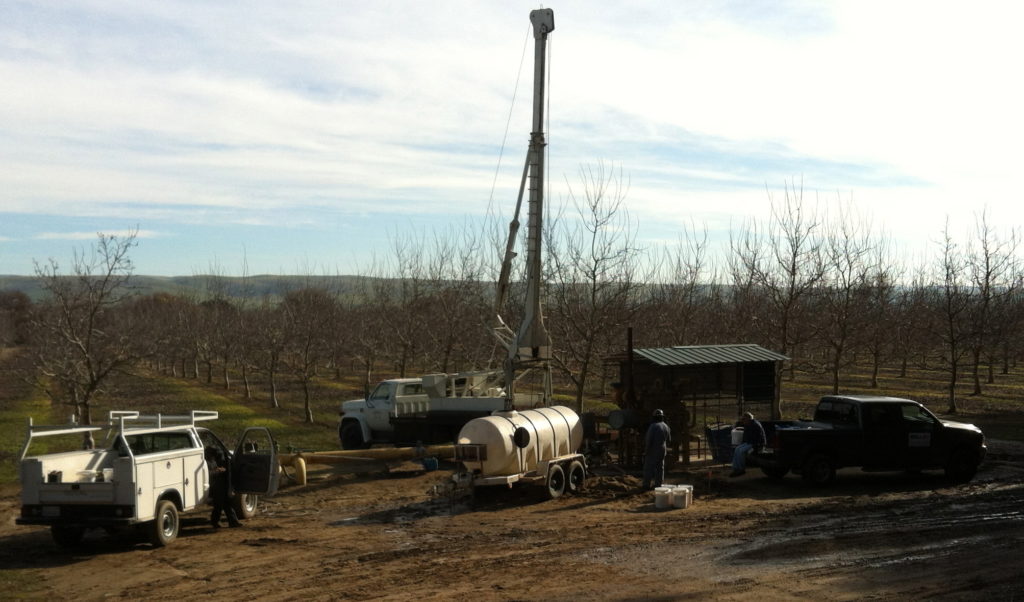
top-left (51, 525), bottom-right (85, 548)
top-left (150, 500), bottom-right (179, 547)
top-left (566, 460), bottom-right (586, 494)
top-left (340, 422), bottom-right (369, 450)
top-left (546, 464), bottom-right (566, 499)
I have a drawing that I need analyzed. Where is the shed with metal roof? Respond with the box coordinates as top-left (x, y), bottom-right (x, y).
top-left (615, 343), bottom-right (788, 423)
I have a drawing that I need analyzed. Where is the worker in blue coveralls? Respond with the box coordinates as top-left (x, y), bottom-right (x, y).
top-left (730, 411), bottom-right (766, 477)
top-left (642, 409), bottom-right (671, 490)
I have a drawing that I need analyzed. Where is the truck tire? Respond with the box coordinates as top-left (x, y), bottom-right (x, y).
top-left (340, 422), bottom-right (369, 450)
top-left (51, 525), bottom-right (85, 548)
top-left (801, 453), bottom-right (836, 486)
top-left (150, 500), bottom-right (179, 547)
top-left (944, 448), bottom-right (979, 483)
top-left (233, 493), bottom-right (259, 519)
top-left (566, 460), bottom-right (586, 494)
top-left (546, 464), bottom-right (566, 499)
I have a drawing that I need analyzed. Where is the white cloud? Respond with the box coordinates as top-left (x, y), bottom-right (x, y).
top-left (35, 229), bottom-right (162, 241)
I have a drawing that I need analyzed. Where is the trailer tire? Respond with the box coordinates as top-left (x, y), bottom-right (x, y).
top-left (51, 525), bottom-right (84, 548)
top-left (567, 460), bottom-right (586, 494)
top-left (233, 493), bottom-right (259, 519)
top-left (150, 500), bottom-right (179, 547)
top-left (546, 464), bottom-right (566, 499)
top-left (801, 453), bottom-right (836, 486)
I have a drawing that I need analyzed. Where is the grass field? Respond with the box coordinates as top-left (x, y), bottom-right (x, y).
top-left (3, 350), bottom-right (1023, 483)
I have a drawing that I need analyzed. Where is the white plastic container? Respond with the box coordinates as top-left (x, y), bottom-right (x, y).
top-left (102, 468), bottom-right (114, 482)
top-left (731, 427), bottom-right (744, 445)
top-left (654, 486), bottom-right (672, 509)
top-left (456, 406), bottom-right (582, 477)
top-left (672, 484), bottom-right (693, 509)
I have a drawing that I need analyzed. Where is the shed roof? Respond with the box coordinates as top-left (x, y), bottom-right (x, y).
top-left (633, 344), bottom-right (788, 367)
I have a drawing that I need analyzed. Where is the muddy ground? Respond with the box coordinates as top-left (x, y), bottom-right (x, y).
top-left (3, 442), bottom-right (1024, 601)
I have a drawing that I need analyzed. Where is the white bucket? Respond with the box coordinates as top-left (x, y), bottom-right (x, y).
top-left (102, 468), bottom-right (114, 482)
top-left (672, 485), bottom-right (693, 509)
top-left (653, 486), bottom-right (672, 509)
top-left (731, 427), bottom-right (744, 445)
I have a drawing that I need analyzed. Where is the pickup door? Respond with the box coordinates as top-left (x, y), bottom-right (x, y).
top-left (862, 402), bottom-right (947, 470)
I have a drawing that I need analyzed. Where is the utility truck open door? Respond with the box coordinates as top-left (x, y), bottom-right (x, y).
top-left (233, 427), bottom-right (279, 496)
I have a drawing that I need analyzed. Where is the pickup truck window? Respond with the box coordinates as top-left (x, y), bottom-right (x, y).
top-left (816, 400), bottom-right (858, 425)
top-left (901, 404), bottom-right (937, 426)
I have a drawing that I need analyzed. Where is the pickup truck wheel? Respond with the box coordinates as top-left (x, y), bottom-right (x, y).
top-left (801, 454), bottom-right (836, 486)
top-left (761, 465), bottom-right (789, 479)
top-left (150, 500), bottom-right (179, 547)
top-left (945, 448), bottom-right (979, 483)
top-left (546, 464), bottom-right (566, 499)
top-left (51, 525), bottom-right (85, 548)
top-left (340, 422), bottom-right (369, 450)
top-left (566, 460), bottom-right (586, 494)
top-left (233, 493), bottom-right (259, 519)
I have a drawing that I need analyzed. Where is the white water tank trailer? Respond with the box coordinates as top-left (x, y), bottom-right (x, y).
top-left (453, 406), bottom-right (587, 499)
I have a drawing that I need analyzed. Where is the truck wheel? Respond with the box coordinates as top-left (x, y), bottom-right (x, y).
top-left (801, 454), bottom-right (836, 486)
top-left (150, 500), bottom-right (179, 547)
top-left (546, 464), bottom-right (566, 499)
top-left (566, 460), bottom-right (586, 494)
top-left (944, 448), bottom-right (979, 483)
top-left (233, 493), bottom-right (259, 519)
top-left (340, 422), bottom-right (369, 450)
top-left (761, 465), bottom-right (789, 479)
top-left (51, 525), bottom-right (85, 548)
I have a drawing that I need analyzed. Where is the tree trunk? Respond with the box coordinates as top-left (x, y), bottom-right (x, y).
top-left (269, 368), bottom-right (279, 409)
top-left (242, 364), bottom-right (252, 400)
top-left (947, 362), bottom-right (958, 414)
top-left (303, 379), bottom-right (314, 424)
top-left (971, 348), bottom-right (982, 395)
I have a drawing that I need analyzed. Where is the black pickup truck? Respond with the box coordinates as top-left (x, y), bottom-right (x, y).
top-left (750, 395), bottom-right (986, 485)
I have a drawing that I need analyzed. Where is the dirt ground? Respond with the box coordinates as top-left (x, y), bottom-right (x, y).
top-left (3, 441), bottom-right (1024, 601)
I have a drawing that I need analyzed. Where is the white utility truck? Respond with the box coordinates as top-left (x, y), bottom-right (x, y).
top-left (17, 410), bottom-right (279, 547)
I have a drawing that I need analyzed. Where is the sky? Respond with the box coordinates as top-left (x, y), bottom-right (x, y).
top-left (1, 0), bottom-right (1022, 277)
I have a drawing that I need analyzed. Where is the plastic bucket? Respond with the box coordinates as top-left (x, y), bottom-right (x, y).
top-left (102, 468), bottom-right (114, 482)
top-left (672, 485), bottom-right (693, 509)
top-left (421, 457), bottom-right (439, 472)
top-left (731, 428), bottom-right (744, 445)
top-left (653, 486), bottom-right (672, 509)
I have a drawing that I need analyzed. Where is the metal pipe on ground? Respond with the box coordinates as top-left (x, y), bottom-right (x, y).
top-left (279, 445), bottom-right (455, 485)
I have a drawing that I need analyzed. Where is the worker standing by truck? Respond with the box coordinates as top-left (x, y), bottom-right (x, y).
top-left (642, 409), bottom-right (671, 490)
top-left (206, 445), bottom-right (241, 528)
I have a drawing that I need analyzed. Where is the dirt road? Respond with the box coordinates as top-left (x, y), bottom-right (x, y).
top-left (3, 442), bottom-right (1024, 601)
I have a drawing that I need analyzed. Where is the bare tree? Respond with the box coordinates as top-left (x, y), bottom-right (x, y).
top-left (547, 163), bottom-right (643, 413)
top-left (934, 220), bottom-right (973, 414)
top-left (27, 232), bottom-right (139, 446)
top-left (816, 201), bottom-right (874, 394)
top-left (965, 210), bottom-right (1019, 395)
top-left (731, 182), bottom-right (825, 417)
top-left (282, 286), bottom-right (335, 423)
